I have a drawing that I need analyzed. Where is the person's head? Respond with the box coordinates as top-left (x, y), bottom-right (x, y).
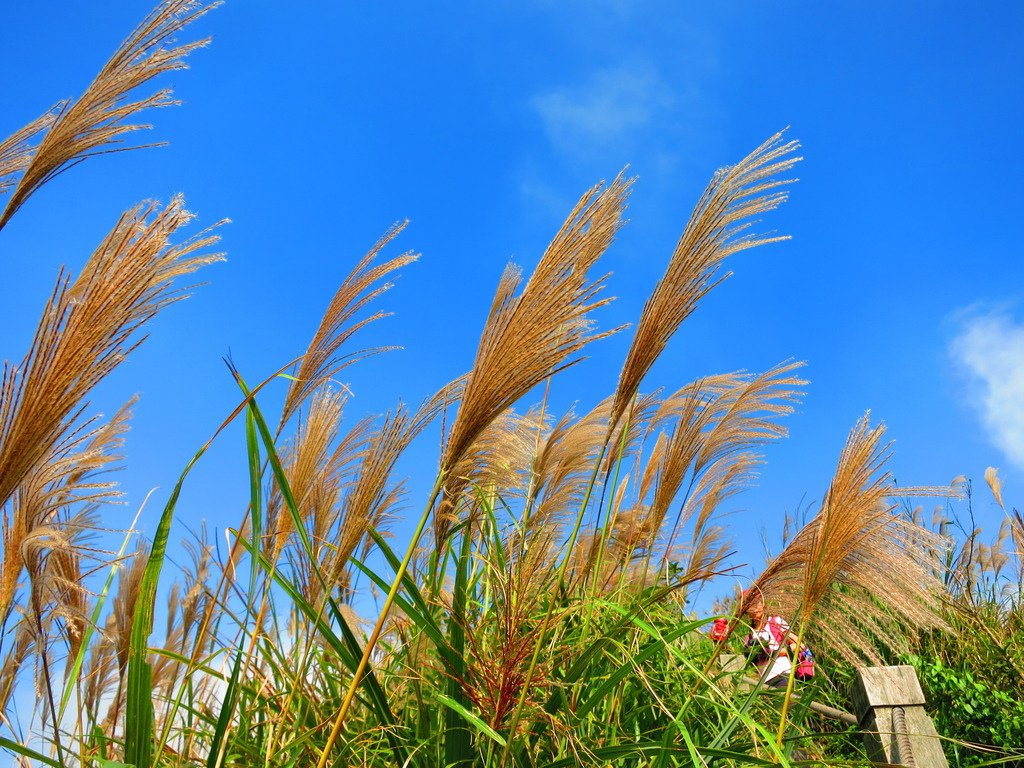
top-left (741, 588), bottom-right (765, 625)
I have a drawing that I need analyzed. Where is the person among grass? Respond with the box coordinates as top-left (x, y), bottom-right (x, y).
top-left (741, 589), bottom-right (801, 689)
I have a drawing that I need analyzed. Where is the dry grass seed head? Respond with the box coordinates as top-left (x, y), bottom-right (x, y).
top-left (668, 452), bottom-right (756, 580)
top-left (266, 387), bottom-right (347, 564)
top-left (601, 392), bottom-right (661, 478)
top-left (527, 399), bottom-right (611, 533)
top-left (16, 520), bottom-right (96, 725)
top-left (985, 466), bottom-right (1005, 509)
top-left (0, 399), bottom-right (135, 622)
top-left (691, 362), bottom-right (805, 475)
top-left (438, 408), bottom-right (541, 544)
top-left (113, 546), bottom-right (147, 672)
top-left (331, 380), bottom-right (462, 595)
top-left (646, 392), bottom-right (715, 538)
top-left (638, 431), bottom-right (669, 504)
top-left (0, 0), bottom-right (217, 229)
top-left (610, 132), bottom-right (801, 432)
top-left (438, 174), bottom-right (632, 542)
top-left (602, 503), bottom-right (655, 576)
top-left (0, 621), bottom-right (35, 715)
top-left (327, 410), bottom-right (412, 596)
top-left (0, 111), bottom-right (56, 200)
top-left (745, 415), bottom-right (950, 664)
top-left (1012, 510), bottom-right (1024, 563)
top-left (651, 373), bottom-right (746, 426)
top-left (0, 197), bottom-right (221, 515)
top-left (47, 546), bottom-right (88, 674)
top-left (153, 534), bottom-right (212, 694)
top-left (650, 363), bottom-right (803, 562)
top-left (279, 222), bottom-right (419, 431)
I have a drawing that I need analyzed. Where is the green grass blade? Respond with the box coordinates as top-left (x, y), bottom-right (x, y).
top-left (572, 617), bottom-right (705, 720)
top-left (445, 525), bottom-right (474, 767)
top-left (233, 535), bottom-right (410, 764)
top-left (541, 585), bottom-right (680, 713)
top-left (231, 368), bottom-right (413, 764)
top-left (349, 555), bottom-right (455, 664)
top-left (0, 736), bottom-right (62, 768)
top-left (58, 508), bottom-right (144, 722)
top-left (121, 362), bottom-right (290, 767)
top-left (231, 369), bottom-right (316, 564)
top-left (360, 527), bottom-right (461, 667)
top-left (206, 648), bottom-right (244, 768)
top-left (245, 406), bottom-right (263, 593)
top-left (433, 691), bottom-right (507, 748)
top-left (124, 466), bottom-right (198, 768)
top-left (537, 741), bottom-right (778, 768)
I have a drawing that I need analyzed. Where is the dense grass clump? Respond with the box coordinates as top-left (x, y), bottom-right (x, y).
top-left (2, 3), bottom-right (1021, 768)
top-left (902, 476), bottom-right (1024, 766)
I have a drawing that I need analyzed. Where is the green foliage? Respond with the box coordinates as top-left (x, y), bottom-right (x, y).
top-left (896, 481), bottom-right (1024, 767)
top-left (905, 653), bottom-right (1024, 767)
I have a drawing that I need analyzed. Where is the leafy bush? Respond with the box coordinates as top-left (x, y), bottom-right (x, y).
top-left (906, 653), bottom-right (1024, 767)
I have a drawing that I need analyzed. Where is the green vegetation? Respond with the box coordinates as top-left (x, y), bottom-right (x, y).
top-left (903, 479), bottom-right (1024, 766)
top-left (1, 2), bottom-right (1021, 767)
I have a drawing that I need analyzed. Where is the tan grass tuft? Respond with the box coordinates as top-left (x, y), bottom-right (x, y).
top-left (0, 110), bottom-right (56, 199)
top-left (1011, 509), bottom-right (1024, 558)
top-left (637, 363), bottom-right (804, 569)
top-left (436, 175), bottom-right (632, 544)
top-left (95, 545), bottom-right (147, 731)
top-left (893, 484), bottom-right (967, 500)
top-left (528, 402), bottom-right (610, 529)
top-left (600, 392), bottom-right (662, 478)
top-left (327, 408), bottom-right (414, 596)
top-left (0, 621), bottom-right (34, 714)
top-left (985, 466), bottom-right (1005, 509)
top-left (437, 409), bottom-right (541, 543)
top-left (746, 415), bottom-right (950, 664)
top-left (152, 536), bottom-right (211, 696)
top-left (0, 198), bottom-right (221, 517)
top-left (610, 132), bottom-right (800, 432)
top-left (0, 0), bottom-right (217, 229)
top-left (329, 380), bottom-right (461, 589)
top-left (112, 547), bottom-right (147, 674)
top-left (505, 402), bottom-right (611, 588)
top-left (278, 222), bottom-right (419, 431)
top-left (266, 388), bottom-right (348, 564)
top-left (0, 399), bottom-right (136, 623)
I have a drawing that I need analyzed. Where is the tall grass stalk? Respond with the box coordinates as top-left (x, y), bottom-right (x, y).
top-left (315, 474), bottom-right (445, 768)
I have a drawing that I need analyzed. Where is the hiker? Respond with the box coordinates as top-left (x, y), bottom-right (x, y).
top-left (740, 590), bottom-right (807, 688)
top-left (709, 589), bottom-right (816, 687)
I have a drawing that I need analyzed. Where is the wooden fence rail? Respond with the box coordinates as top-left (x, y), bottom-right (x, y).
top-left (721, 657), bottom-right (948, 767)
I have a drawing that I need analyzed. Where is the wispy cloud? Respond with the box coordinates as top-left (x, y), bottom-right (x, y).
top-left (532, 63), bottom-right (674, 152)
top-left (951, 309), bottom-right (1024, 469)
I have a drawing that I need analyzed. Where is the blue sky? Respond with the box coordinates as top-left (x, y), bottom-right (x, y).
top-left (2, 1), bottom-right (1022, 590)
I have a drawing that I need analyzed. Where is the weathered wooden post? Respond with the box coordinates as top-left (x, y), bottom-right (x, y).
top-left (851, 665), bottom-right (948, 767)
top-left (719, 654), bottom-right (746, 679)
top-left (716, 653), bottom-right (752, 693)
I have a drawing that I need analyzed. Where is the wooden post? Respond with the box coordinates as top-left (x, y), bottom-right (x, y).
top-left (719, 653), bottom-right (746, 676)
top-left (717, 653), bottom-right (749, 691)
top-left (851, 665), bottom-right (948, 767)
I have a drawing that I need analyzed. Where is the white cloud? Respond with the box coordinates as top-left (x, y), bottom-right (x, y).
top-left (951, 310), bottom-right (1024, 469)
top-left (532, 64), bottom-right (674, 151)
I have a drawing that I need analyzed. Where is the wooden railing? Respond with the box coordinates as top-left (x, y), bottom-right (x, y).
top-left (721, 657), bottom-right (948, 767)
top-left (851, 665), bottom-right (948, 767)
